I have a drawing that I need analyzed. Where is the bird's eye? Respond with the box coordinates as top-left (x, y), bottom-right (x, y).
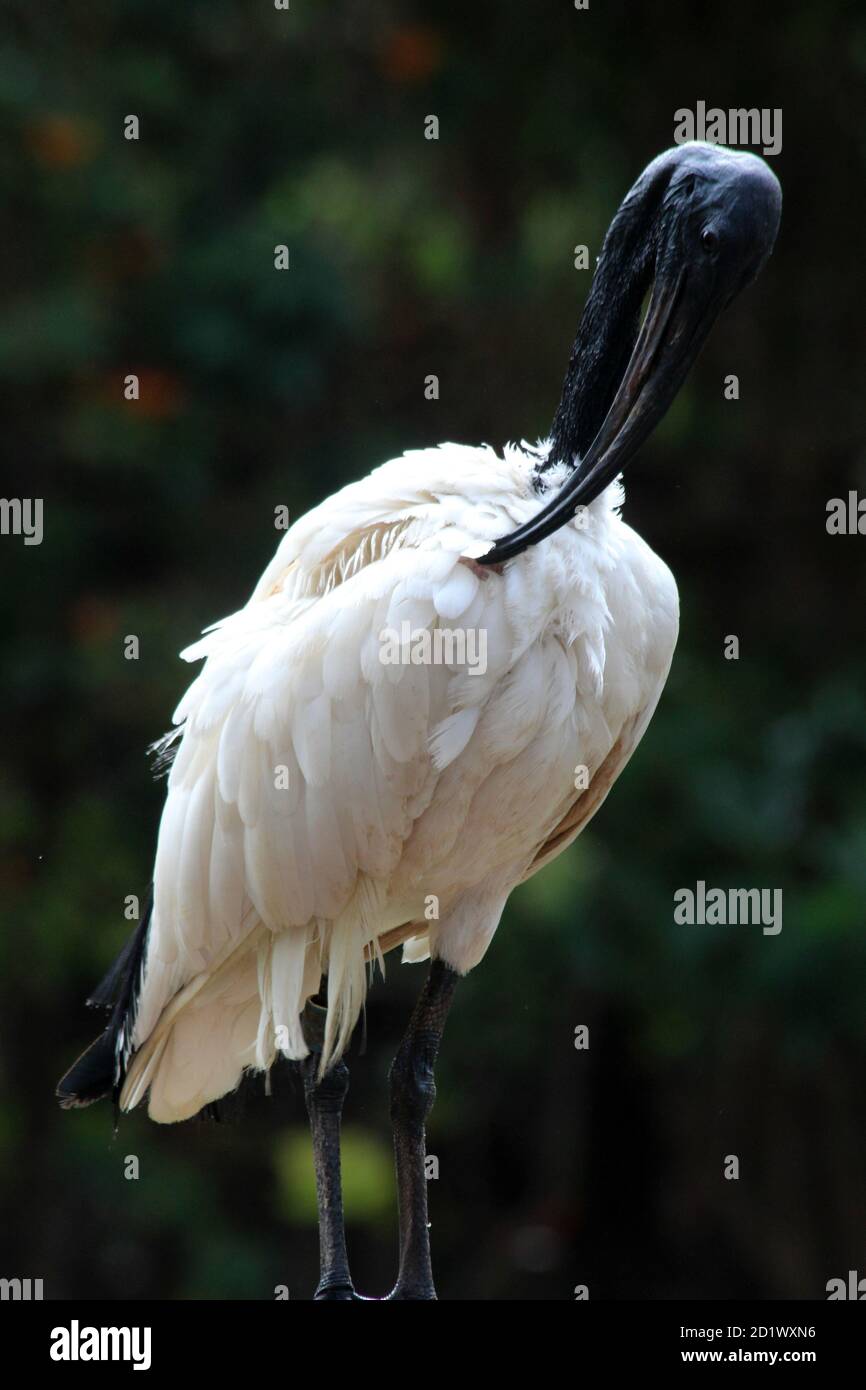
top-left (701, 227), bottom-right (719, 254)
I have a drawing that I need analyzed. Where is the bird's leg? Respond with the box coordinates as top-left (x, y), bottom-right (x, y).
top-left (298, 1000), bottom-right (355, 1301)
top-left (386, 958), bottom-right (459, 1301)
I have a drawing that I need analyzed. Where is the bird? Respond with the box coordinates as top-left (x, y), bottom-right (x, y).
top-left (58, 141), bottom-right (781, 1300)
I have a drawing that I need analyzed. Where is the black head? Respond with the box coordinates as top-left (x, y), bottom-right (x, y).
top-left (481, 142), bottom-right (781, 564)
top-left (655, 141), bottom-right (782, 312)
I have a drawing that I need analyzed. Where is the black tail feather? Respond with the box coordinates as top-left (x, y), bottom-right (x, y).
top-left (56, 892), bottom-right (153, 1112)
top-left (86, 913), bottom-right (148, 1011)
top-left (56, 1026), bottom-right (117, 1108)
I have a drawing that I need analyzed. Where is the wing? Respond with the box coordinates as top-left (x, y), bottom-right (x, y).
top-left (114, 446), bottom-right (677, 1121)
top-left (373, 712), bottom-right (644, 962)
top-left (122, 460), bottom-right (519, 1118)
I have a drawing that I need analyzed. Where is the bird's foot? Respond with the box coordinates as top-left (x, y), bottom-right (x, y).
top-left (316, 1284), bottom-right (436, 1301)
top-left (313, 1279), bottom-right (357, 1301)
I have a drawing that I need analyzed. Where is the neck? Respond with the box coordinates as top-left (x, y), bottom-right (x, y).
top-left (541, 166), bottom-right (668, 476)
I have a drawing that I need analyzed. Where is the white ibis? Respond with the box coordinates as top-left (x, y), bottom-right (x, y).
top-left (59, 142), bottom-right (781, 1300)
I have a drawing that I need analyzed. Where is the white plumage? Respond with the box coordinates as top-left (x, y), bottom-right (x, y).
top-left (120, 440), bottom-right (678, 1123)
top-left (54, 139), bottom-right (783, 1305)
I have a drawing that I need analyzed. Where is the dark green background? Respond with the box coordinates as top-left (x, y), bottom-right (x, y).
top-left (2, 1), bottom-right (865, 1300)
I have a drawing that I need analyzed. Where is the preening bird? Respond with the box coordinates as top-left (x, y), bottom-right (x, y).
top-left (58, 142), bottom-right (781, 1300)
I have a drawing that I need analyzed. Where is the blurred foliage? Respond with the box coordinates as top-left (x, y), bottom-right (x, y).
top-left (1, 0), bottom-right (865, 1300)
top-left (275, 1126), bottom-right (393, 1225)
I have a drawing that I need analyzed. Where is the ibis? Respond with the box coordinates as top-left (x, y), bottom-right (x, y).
top-left (58, 142), bottom-right (781, 1300)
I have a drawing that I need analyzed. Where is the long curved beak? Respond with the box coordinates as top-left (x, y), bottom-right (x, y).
top-left (480, 263), bottom-right (717, 565)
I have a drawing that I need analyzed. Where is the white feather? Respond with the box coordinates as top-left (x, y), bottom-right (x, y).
top-left (121, 441), bottom-right (678, 1122)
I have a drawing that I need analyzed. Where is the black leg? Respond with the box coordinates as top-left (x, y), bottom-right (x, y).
top-left (386, 958), bottom-right (459, 1300)
top-left (298, 1001), bottom-right (355, 1300)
